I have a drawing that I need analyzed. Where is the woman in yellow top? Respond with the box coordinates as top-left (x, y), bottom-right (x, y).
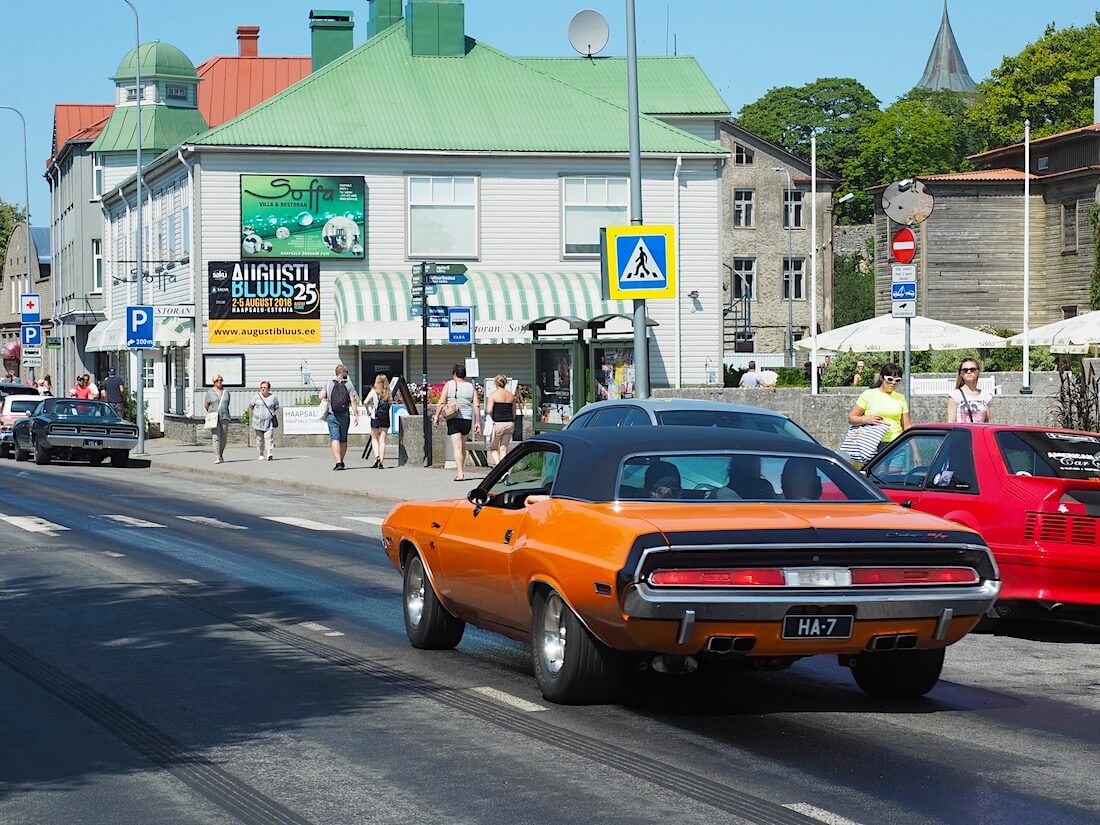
top-left (847, 363), bottom-right (910, 444)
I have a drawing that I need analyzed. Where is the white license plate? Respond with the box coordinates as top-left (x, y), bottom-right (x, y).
top-left (83, 439), bottom-right (103, 448)
top-left (784, 567), bottom-right (852, 587)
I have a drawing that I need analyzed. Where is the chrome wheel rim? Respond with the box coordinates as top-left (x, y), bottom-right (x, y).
top-left (539, 592), bottom-right (567, 675)
top-left (405, 557), bottom-right (425, 629)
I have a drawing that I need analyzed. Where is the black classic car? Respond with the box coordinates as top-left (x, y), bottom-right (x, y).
top-left (12, 398), bottom-right (138, 467)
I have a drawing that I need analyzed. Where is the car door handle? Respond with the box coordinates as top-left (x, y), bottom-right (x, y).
top-left (431, 521), bottom-right (441, 529)
top-left (900, 500), bottom-right (913, 508)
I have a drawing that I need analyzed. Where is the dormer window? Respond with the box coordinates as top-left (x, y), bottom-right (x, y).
top-left (120, 84), bottom-right (151, 104)
top-left (166, 85), bottom-right (188, 101)
top-left (734, 143), bottom-right (754, 165)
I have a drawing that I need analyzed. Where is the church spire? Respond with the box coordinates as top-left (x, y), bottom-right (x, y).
top-left (917, 1), bottom-right (977, 92)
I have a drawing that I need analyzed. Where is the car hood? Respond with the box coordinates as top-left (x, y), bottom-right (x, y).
top-left (44, 416), bottom-right (133, 426)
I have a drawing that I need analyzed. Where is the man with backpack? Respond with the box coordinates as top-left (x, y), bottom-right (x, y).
top-left (319, 364), bottom-right (360, 470)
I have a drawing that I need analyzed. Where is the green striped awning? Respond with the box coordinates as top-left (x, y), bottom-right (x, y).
top-left (334, 272), bottom-right (629, 346)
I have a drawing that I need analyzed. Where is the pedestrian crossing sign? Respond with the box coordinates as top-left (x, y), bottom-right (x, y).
top-left (602, 225), bottom-right (677, 300)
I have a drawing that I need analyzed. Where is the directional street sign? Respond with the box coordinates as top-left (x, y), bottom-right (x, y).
top-left (421, 263), bottom-right (468, 276)
top-left (45, 336), bottom-right (62, 350)
top-left (411, 284), bottom-right (438, 297)
top-left (20, 293), bottom-right (41, 324)
top-left (603, 225), bottom-right (677, 300)
top-left (20, 324), bottom-right (42, 346)
top-left (126, 305), bottom-right (154, 349)
top-left (891, 282), bottom-right (917, 301)
top-left (428, 273), bottom-right (469, 286)
top-left (410, 305), bottom-right (449, 319)
top-left (22, 345), bottom-right (42, 368)
top-left (892, 300), bottom-right (916, 319)
top-left (448, 306), bottom-right (473, 345)
top-left (891, 264), bottom-right (917, 283)
top-left (890, 227), bottom-right (917, 265)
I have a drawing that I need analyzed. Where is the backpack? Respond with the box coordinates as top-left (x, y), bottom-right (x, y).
top-left (329, 380), bottom-right (351, 415)
top-left (375, 399), bottom-right (391, 427)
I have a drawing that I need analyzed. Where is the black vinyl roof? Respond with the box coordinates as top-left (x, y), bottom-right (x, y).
top-left (530, 426), bottom-right (832, 502)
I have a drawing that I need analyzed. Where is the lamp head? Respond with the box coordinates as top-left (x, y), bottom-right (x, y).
top-left (836, 193), bottom-right (855, 205)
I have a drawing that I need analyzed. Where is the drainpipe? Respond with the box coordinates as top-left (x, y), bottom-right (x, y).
top-left (673, 154), bottom-right (683, 388)
top-left (177, 147), bottom-right (194, 417)
top-left (177, 146), bottom-right (197, 417)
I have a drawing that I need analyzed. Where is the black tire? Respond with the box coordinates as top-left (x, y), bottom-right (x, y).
top-left (0, 444), bottom-right (9, 460)
top-left (531, 588), bottom-right (622, 704)
top-left (33, 440), bottom-right (51, 466)
top-left (402, 553), bottom-right (464, 650)
top-left (88, 452), bottom-right (106, 466)
top-left (851, 647), bottom-right (945, 699)
top-left (13, 439), bottom-right (28, 462)
top-left (109, 450), bottom-right (129, 468)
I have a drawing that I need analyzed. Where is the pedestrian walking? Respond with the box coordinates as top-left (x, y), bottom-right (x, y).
top-left (204, 375), bottom-right (232, 464)
top-left (69, 375), bottom-right (95, 399)
top-left (738, 361), bottom-right (762, 389)
top-left (846, 363), bottom-right (909, 452)
top-left (101, 368), bottom-right (126, 418)
top-left (249, 380), bottom-right (280, 461)
top-left (434, 364), bottom-right (480, 481)
top-left (485, 374), bottom-right (515, 466)
top-left (85, 373), bottom-right (99, 399)
top-left (318, 364), bottom-right (360, 470)
top-left (364, 374), bottom-right (392, 469)
top-left (947, 358), bottom-right (993, 424)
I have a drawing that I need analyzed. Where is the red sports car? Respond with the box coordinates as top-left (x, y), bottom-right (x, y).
top-left (864, 424), bottom-right (1100, 614)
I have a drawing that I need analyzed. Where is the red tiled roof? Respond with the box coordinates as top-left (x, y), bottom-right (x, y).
top-left (195, 56), bottom-right (311, 128)
top-left (920, 168), bottom-right (1035, 182)
top-left (52, 104), bottom-right (115, 157)
top-left (968, 123), bottom-right (1100, 161)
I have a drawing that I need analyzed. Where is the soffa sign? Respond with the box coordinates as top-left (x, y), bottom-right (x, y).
top-left (207, 261), bottom-right (321, 345)
top-left (240, 174), bottom-right (365, 259)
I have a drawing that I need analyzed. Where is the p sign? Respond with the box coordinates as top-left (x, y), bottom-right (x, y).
top-left (126, 305), bottom-right (154, 349)
top-left (20, 324), bottom-right (42, 346)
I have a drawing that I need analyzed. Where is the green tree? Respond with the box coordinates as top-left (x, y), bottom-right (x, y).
top-left (899, 87), bottom-right (983, 162)
top-left (0, 198), bottom-right (27, 266)
top-left (833, 252), bottom-right (875, 328)
top-left (735, 77), bottom-right (882, 222)
top-left (968, 14), bottom-right (1100, 147)
top-left (852, 97), bottom-right (961, 187)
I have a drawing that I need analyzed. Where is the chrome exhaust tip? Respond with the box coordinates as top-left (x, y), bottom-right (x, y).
top-left (868, 635), bottom-right (897, 652)
top-left (706, 636), bottom-right (733, 654)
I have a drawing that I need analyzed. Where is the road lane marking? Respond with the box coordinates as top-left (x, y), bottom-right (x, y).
top-left (468, 686), bottom-right (547, 713)
top-left (344, 516), bottom-right (384, 526)
top-left (783, 803), bottom-right (864, 825)
top-left (264, 516), bottom-right (349, 532)
top-left (0, 515), bottom-right (70, 536)
top-left (177, 578), bottom-right (202, 586)
top-left (323, 632), bottom-right (344, 637)
top-left (176, 516), bottom-right (248, 530)
top-left (298, 621), bottom-right (331, 632)
top-left (101, 515), bottom-right (165, 528)
top-left (102, 551), bottom-right (126, 558)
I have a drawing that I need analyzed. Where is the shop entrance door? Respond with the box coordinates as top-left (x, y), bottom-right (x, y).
top-left (360, 351), bottom-right (405, 397)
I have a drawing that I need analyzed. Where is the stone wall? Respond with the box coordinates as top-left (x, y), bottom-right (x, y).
top-left (833, 224), bottom-right (873, 257)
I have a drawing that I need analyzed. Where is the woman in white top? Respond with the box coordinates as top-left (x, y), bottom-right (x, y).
top-left (947, 358), bottom-right (993, 423)
top-left (433, 364), bottom-right (480, 481)
top-left (364, 374), bottom-right (391, 469)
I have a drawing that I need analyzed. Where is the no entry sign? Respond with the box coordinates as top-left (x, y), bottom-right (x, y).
top-left (891, 227), bottom-right (916, 264)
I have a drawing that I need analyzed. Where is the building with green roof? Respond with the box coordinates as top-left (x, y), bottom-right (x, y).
top-left (99, 1), bottom-right (732, 432)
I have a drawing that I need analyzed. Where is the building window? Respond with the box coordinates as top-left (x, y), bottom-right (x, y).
top-left (561, 176), bottom-right (628, 255)
top-left (783, 190), bottom-right (805, 229)
top-left (732, 190), bottom-right (755, 228)
top-left (1037, 156), bottom-right (1049, 172)
top-left (731, 258), bottom-right (755, 299)
top-left (408, 175), bottom-right (478, 259)
top-left (783, 257), bottom-right (805, 300)
top-left (733, 143), bottom-right (754, 165)
top-left (165, 85), bottom-right (188, 101)
top-left (1063, 305), bottom-right (1078, 320)
top-left (92, 239), bottom-right (103, 292)
top-left (1062, 201), bottom-right (1077, 252)
top-left (93, 158), bottom-right (103, 199)
top-left (143, 359), bottom-right (155, 390)
top-left (733, 331), bottom-right (754, 353)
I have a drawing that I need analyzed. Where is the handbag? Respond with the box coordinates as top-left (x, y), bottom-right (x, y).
top-left (441, 381), bottom-right (460, 419)
top-left (203, 411), bottom-right (220, 430)
top-left (316, 399), bottom-right (330, 420)
top-left (484, 416), bottom-right (495, 440)
top-left (838, 422), bottom-right (891, 463)
top-left (262, 396), bottom-right (278, 429)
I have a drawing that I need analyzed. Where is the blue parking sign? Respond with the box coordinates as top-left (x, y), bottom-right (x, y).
top-left (126, 305), bottom-right (155, 349)
top-left (20, 324), bottom-right (42, 346)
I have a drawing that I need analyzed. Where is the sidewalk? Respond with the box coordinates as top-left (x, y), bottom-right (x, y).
top-left (142, 439), bottom-right (488, 505)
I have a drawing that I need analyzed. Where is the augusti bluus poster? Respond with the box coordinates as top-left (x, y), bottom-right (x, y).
top-left (240, 175), bottom-right (365, 259)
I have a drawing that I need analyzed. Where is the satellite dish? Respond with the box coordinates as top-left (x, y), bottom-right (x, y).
top-left (881, 179), bottom-right (935, 225)
top-left (568, 9), bottom-right (610, 57)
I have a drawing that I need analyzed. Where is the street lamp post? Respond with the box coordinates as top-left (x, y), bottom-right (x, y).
top-left (773, 167), bottom-right (795, 367)
top-left (1021, 119), bottom-right (1032, 395)
top-left (625, 0), bottom-right (648, 398)
top-left (121, 0), bottom-right (146, 451)
top-left (0, 106), bottom-right (32, 381)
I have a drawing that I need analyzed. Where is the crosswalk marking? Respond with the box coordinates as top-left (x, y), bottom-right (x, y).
top-left (343, 516), bottom-right (384, 526)
top-left (102, 551), bottom-right (126, 558)
top-left (264, 516), bottom-right (350, 532)
top-left (0, 514), bottom-right (69, 536)
top-left (176, 516), bottom-right (248, 530)
top-left (783, 803), bottom-right (864, 825)
top-left (101, 515), bottom-right (165, 528)
top-left (468, 686), bottom-right (547, 713)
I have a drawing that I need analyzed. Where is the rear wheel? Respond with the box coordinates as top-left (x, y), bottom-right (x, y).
top-left (33, 439), bottom-right (51, 465)
top-left (402, 553), bottom-right (464, 649)
top-left (0, 444), bottom-right (9, 459)
top-left (110, 450), bottom-right (129, 468)
top-left (851, 648), bottom-right (945, 699)
top-left (531, 588), bottom-right (622, 704)
top-left (13, 438), bottom-right (28, 462)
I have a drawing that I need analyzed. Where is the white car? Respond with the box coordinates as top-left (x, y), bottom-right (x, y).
top-left (1, 394), bottom-right (46, 459)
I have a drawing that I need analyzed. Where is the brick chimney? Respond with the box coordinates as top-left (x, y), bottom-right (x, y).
top-left (237, 25), bottom-right (260, 57)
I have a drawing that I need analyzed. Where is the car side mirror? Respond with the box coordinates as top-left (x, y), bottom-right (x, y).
top-left (467, 487), bottom-right (489, 515)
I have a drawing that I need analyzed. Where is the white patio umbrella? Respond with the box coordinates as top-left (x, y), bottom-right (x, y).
top-left (795, 314), bottom-right (1009, 353)
top-left (1006, 311), bottom-right (1100, 353)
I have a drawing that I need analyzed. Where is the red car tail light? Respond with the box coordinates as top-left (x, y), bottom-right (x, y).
top-left (648, 568), bottom-right (786, 587)
top-left (850, 567), bottom-right (979, 585)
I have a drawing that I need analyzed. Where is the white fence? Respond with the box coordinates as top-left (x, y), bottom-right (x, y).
top-left (909, 376), bottom-right (998, 396)
top-left (723, 353), bottom-right (787, 369)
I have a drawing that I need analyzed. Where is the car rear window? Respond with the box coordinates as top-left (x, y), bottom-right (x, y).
top-left (9, 400), bottom-right (38, 413)
top-left (654, 409), bottom-right (815, 442)
top-left (617, 452), bottom-right (882, 502)
top-left (996, 431), bottom-right (1100, 481)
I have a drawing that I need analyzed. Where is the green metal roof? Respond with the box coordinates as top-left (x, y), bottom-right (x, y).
top-left (190, 22), bottom-right (724, 155)
top-left (520, 57), bottom-right (729, 116)
top-left (113, 41), bottom-right (198, 82)
top-left (89, 105), bottom-right (208, 154)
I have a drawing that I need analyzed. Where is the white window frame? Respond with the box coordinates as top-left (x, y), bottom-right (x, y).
top-left (783, 257), bottom-right (806, 301)
top-left (733, 143), bottom-right (754, 165)
top-left (560, 175), bottom-right (629, 257)
top-left (92, 239), bottom-right (103, 293)
top-left (165, 84), bottom-right (188, 101)
top-left (93, 156), bottom-right (104, 200)
top-left (731, 258), bottom-right (755, 300)
top-left (407, 175), bottom-right (480, 260)
top-left (732, 189), bottom-right (755, 228)
top-left (783, 190), bottom-right (805, 229)
top-left (142, 358), bottom-right (155, 390)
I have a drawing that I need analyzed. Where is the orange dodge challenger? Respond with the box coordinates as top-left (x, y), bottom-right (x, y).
top-left (382, 427), bottom-right (1000, 704)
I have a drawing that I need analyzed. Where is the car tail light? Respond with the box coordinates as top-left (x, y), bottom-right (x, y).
top-left (850, 567), bottom-right (979, 585)
top-left (649, 568), bottom-right (785, 587)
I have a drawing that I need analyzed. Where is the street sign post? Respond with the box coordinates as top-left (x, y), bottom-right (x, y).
top-left (20, 293), bottom-right (41, 324)
top-left (21, 346), bottom-right (42, 368)
top-left (890, 264), bottom-right (916, 283)
top-left (20, 324), bottom-right (42, 347)
top-left (890, 227), bottom-right (917, 265)
top-left (448, 306), bottom-right (473, 345)
top-left (126, 305), bottom-right (155, 349)
top-left (45, 336), bottom-right (62, 350)
top-left (602, 224), bottom-right (677, 300)
top-left (891, 282), bottom-right (917, 301)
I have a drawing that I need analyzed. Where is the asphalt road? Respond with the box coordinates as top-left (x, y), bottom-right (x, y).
top-left (0, 460), bottom-right (1098, 825)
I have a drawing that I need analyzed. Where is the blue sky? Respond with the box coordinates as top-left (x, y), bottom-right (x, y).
top-left (1, 1), bottom-right (1095, 222)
